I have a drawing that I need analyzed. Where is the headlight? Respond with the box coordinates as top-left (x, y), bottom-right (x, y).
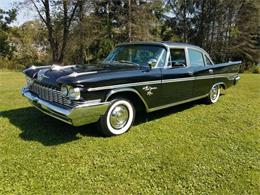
top-left (26, 76), bottom-right (34, 87)
top-left (68, 87), bottom-right (81, 100)
top-left (61, 85), bottom-right (81, 100)
top-left (61, 85), bottom-right (69, 97)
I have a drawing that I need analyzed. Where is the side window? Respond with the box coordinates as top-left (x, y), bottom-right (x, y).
top-left (188, 49), bottom-right (205, 67)
top-left (205, 55), bottom-right (213, 65)
top-left (169, 49), bottom-right (186, 67)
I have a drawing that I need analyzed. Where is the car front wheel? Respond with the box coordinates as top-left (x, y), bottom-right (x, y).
top-left (99, 98), bottom-right (135, 136)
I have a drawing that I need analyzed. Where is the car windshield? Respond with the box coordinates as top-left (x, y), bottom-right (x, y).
top-left (103, 45), bottom-right (166, 67)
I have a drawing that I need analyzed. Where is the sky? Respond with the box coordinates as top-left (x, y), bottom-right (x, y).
top-left (0, 0), bottom-right (35, 26)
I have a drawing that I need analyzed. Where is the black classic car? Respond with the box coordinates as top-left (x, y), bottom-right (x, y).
top-left (22, 42), bottom-right (241, 136)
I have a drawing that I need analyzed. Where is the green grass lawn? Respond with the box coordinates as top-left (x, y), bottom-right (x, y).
top-left (0, 72), bottom-right (259, 194)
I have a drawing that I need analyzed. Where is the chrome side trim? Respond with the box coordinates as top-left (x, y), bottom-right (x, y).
top-left (148, 94), bottom-right (209, 112)
top-left (196, 75), bottom-right (213, 79)
top-left (105, 88), bottom-right (149, 110)
top-left (162, 77), bottom-right (195, 83)
top-left (88, 80), bottom-right (161, 92)
top-left (215, 73), bottom-right (238, 78)
top-left (68, 71), bottom-right (98, 77)
top-left (87, 73), bottom-right (237, 92)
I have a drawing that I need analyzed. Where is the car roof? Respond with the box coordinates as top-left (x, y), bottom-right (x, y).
top-left (117, 41), bottom-right (207, 53)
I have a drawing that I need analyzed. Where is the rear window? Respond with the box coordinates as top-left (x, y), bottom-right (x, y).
top-left (188, 49), bottom-right (205, 67)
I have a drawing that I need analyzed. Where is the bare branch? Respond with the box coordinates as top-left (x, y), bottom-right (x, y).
top-left (30, 0), bottom-right (47, 24)
top-left (67, 1), bottom-right (79, 29)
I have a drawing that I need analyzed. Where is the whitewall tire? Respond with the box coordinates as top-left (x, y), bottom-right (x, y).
top-left (99, 99), bottom-right (135, 136)
top-left (207, 84), bottom-right (221, 104)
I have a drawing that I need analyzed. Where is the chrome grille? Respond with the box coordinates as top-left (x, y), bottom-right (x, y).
top-left (29, 82), bottom-right (72, 107)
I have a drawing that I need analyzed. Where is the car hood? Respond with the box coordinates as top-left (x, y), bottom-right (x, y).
top-left (24, 63), bottom-right (143, 87)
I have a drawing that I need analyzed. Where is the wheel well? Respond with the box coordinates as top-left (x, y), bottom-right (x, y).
top-left (213, 82), bottom-right (226, 90)
top-left (219, 83), bottom-right (226, 90)
top-left (106, 91), bottom-right (147, 112)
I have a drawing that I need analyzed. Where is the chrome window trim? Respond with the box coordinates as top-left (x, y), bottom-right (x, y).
top-left (165, 46), bottom-right (189, 68)
top-left (185, 47), bottom-right (190, 67)
top-left (166, 47), bottom-right (189, 68)
top-left (204, 54), bottom-right (214, 66)
top-left (163, 45), bottom-right (214, 68)
top-left (154, 48), bottom-right (167, 68)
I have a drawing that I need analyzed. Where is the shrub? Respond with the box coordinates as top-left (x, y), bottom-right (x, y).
top-left (251, 65), bottom-right (260, 74)
top-left (0, 57), bottom-right (25, 71)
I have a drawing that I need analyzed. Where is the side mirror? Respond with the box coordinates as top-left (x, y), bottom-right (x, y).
top-left (148, 58), bottom-right (157, 69)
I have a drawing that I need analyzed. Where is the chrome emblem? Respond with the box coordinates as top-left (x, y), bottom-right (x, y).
top-left (37, 69), bottom-right (49, 81)
top-left (142, 85), bottom-right (158, 96)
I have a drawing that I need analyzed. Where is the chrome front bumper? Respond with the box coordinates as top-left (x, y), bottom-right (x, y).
top-left (22, 88), bottom-right (110, 126)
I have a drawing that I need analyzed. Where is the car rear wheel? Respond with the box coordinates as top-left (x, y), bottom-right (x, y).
top-left (206, 84), bottom-right (221, 104)
top-left (99, 98), bottom-right (135, 136)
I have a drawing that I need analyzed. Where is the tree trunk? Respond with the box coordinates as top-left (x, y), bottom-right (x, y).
top-left (30, 0), bottom-right (78, 64)
top-left (183, 0), bottom-right (187, 42)
top-left (79, 0), bottom-right (84, 64)
top-left (199, 0), bottom-right (206, 47)
top-left (128, 0), bottom-right (132, 42)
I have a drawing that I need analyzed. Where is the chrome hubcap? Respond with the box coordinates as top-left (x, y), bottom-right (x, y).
top-left (110, 105), bottom-right (129, 129)
top-left (210, 85), bottom-right (220, 101)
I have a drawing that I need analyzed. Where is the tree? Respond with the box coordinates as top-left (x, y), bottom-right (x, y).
top-left (75, 0), bottom-right (162, 62)
top-left (230, 0), bottom-right (259, 68)
top-left (12, 0), bottom-right (258, 68)
top-left (129, 0), bottom-right (163, 41)
top-left (26, 0), bottom-right (79, 64)
top-left (0, 8), bottom-right (17, 57)
top-left (162, 0), bottom-right (194, 42)
top-left (11, 21), bottom-right (49, 66)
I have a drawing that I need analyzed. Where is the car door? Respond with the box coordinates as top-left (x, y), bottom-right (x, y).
top-left (159, 47), bottom-right (194, 107)
top-left (187, 48), bottom-right (215, 97)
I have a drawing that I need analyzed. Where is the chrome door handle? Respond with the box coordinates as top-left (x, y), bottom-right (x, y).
top-left (209, 69), bottom-right (213, 74)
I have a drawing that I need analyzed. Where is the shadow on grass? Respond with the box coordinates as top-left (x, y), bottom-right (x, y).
top-left (1, 99), bottom-right (205, 146)
top-left (1, 107), bottom-right (100, 146)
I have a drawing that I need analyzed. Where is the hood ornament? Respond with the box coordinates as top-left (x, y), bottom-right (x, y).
top-left (37, 69), bottom-right (49, 81)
